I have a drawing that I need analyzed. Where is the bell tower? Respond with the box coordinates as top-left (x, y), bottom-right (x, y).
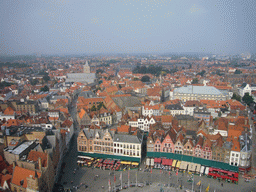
top-left (83, 60), bottom-right (90, 74)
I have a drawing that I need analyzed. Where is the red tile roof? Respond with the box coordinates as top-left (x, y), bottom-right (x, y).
top-left (27, 151), bottom-right (47, 167)
top-left (11, 166), bottom-right (41, 188)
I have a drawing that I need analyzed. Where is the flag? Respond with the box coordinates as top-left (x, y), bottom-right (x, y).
top-left (108, 179), bottom-right (111, 187)
top-left (114, 175), bottom-right (116, 183)
top-left (205, 184), bottom-right (210, 192)
top-left (160, 170), bottom-right (162, 174)
top-left (176, 170), bottom-right (178, 176)
top-left (151, 169), bottom-right (152, 174)
top-left (169, 171), bottom-right (170, 176)
top-left (128, 170), bottom-right (130, 179)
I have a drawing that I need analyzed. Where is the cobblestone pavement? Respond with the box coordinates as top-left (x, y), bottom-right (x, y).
top-left (60, 138), bottom-right (256, 192)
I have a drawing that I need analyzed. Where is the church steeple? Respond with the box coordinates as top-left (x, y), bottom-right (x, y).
top-left (83, 60), bottom-right (90, 73)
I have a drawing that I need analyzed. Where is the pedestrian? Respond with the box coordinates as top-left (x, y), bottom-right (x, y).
top-left (221, 183), bottom-right (223, 187)
top-left (71, 181), bottom-right (73, 184)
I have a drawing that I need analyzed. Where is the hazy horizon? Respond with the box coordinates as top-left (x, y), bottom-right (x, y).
top-left (1, 0), bottom-right (256, 56)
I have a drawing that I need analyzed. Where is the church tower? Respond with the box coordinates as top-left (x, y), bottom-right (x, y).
top-left (83, 60), bottom-right (90, 74)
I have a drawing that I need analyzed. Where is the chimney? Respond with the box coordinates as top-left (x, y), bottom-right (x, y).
top-left (236, 110), bottom-right (239, 117)
top-left (38, 157), bottom-right (42, 170)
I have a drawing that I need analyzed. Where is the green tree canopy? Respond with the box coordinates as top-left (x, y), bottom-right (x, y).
top-left (40, 85), bottom-right (49, 92)
top-left (234, 69), bottom-right (242, 74)
top-left (231, 93), bottom-right (241, 102)
top-left (141, 75), bottom-right (150, 82)
top-left (191, 78), bottom-right (198, 84)
top-left (242, 93), bottom-right (254, 105)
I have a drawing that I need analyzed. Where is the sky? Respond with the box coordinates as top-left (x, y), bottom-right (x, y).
top-left (1, 0), bottom-right (256, 55)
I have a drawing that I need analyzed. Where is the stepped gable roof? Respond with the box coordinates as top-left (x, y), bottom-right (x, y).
top-left (27, 151), bottom-right (48, 167)
top-left (11, 166), bottom-right (41, 188)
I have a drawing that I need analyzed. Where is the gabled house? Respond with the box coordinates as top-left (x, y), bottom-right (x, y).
top-left (202, 138), bottom-right (212, 160)
top-left (193, 136), bottom-right (204, 158)
top-left (174, 133), bottom-right (184, 154)
top-left (161, 129), bottom-right (176, 153)
top-left (229, 138), bottom-right (240, 166)
top-left (77, 108), bottom-right (91, 126)
top-left (10, 166), bottom-right (41, 192)
top-left (183, 139), bottom-right (194, 156)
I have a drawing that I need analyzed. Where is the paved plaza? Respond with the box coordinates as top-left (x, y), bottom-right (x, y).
top-left (59, 136), bottom-right (256, 192)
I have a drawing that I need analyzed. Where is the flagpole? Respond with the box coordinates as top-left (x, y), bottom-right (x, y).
top-left (120, 172), bottom-right (122, 190)
top-left (136, 171), bottom-right (138, 186)
top-left (128, 168), bottom-right (130, 188)
top-left (192, 174), bottom-right (194, 192)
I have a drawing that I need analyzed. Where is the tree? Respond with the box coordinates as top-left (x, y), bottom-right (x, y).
top-left (234, 69), bottom-right (242, 74)
top-left (141, 75), bottom-right (150, 82)
top-left (242, 93), bottom-right (254, 106)
top-left (191, 78), bottom-right (198, 84)
top-left (91, 105), bottom-right (96, 111)
top-left (40, 85), bottom-right (49, 92)
top-left (43, 74), bottom-right (50, 82)
top-left (197, 70), bottom-right (206, 77)
top-left (30, 79), bottom-right (39, 85)
top-left (231, 93), bottom-right (241, 102)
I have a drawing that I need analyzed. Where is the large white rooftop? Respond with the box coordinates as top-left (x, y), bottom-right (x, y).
top-left (9, 141), bottom-right (34, 155)
top-left (174, 85), bottom-right (223, 95)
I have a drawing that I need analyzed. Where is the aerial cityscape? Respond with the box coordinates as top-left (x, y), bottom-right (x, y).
top-left (1, 1), bottom-right (256, 192)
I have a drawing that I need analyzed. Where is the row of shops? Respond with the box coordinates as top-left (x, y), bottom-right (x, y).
top-left (146, 157), bottom-right (239, 184)
top-left (77, 156), bottom-right (140, 171)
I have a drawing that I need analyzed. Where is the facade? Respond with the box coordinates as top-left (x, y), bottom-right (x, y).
top-left (238, 83), bottom-right (251, 97)
top-left (172, 85), bottom-right (229, 102)
top-left (128, 116), bottom-right (156, 132)
top-left (193, 107), bottom-right (211, 126)
top-left (165, 103), bottom-right (185, 116)
top-left (183, 139), bottom-right (194, 156)
top-left (113, 133), bottom-right (143, 159)
top-left (229, 139), bottom-right (240, 166)
top-left (91, 110), bottom-right (112, 126)
top-left (174, 134), bottom-right (184, 154)
top-left (13, 101), bottom-right (39, 114)
top-left (77, 128), bottom-right (143, 160)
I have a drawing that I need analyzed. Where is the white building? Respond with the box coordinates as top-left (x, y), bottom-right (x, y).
top-left (142, 104), bottom-right (163, 117)
top-left (113, 133), bottom-right (143, 159)
top-left (229, 139), bottom-right (240, 166)
top-left (129, 116), bottom-right (156, 132)
top-left (238, 83), bottom-right (251, 97)
top-left (172, 85), bottom-right (229, 102)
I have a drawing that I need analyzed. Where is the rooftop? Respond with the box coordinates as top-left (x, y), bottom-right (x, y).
top-left (174, 85), bottom-right (223, 95)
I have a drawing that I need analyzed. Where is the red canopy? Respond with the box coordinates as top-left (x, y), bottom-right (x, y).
top-left (162, 159), bottom-right (168, 165)
top-left (154, 158), bottom-right (162, 163)
top-left (167, 159), bottom-right (173, 166)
